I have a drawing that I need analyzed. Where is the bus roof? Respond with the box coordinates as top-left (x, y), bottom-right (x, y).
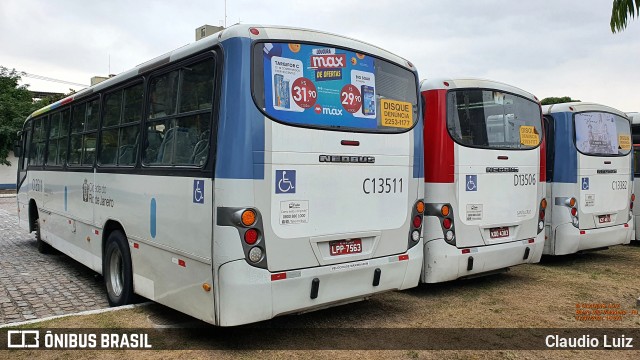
top-left (420, 78), bottom-right (538, 102)
top-left (626, 112), bottom-right (640, 124)
top-left (542, 102), bottom-right (628, 119)
top-left (26, 24), bottom-right (415, 122)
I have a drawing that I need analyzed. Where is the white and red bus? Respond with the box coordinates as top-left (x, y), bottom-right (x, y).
top-left (542, 103), bottom-right (633, 255)
top-left (420, 78), bottom-right (546, 283)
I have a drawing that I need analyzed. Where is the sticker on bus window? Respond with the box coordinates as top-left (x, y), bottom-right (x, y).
top-left (519, 126), bottom-right (539, 146)
top-left (263, 43), bottom-right (379, 129)
top-left (618, 134), bottom-right (631, 150)
top-left (380, 99), bottom-right (412, 128)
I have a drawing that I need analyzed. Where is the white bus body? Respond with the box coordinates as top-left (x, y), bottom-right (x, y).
top-left (15, 25), bottom-right (424, 326)
top-left (420, 79), bottom-right (546, 283)
top-left (543, 103), bottom-right (633, 255)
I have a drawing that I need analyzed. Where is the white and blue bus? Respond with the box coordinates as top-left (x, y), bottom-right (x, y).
top-left (14, 25), bottom-right (425, 326)
top-left (420, 79), bottom-right (546, 283)
top-left (542, 102), bottom-right (633, 255)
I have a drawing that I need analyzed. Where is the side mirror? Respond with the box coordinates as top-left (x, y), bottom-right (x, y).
top-left (13, 140), bottom-right (22, 157)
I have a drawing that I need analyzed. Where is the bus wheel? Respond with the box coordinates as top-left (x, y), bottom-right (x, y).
top-left (35, 216), bottom-right (52, 254)
top-left (104, 230), bottom-right (134, 306)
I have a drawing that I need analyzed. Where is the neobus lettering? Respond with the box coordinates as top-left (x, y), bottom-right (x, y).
top-left (611, 180), bottom-right (627, 190)
top-left (514, 174), bottom-right (536, 186)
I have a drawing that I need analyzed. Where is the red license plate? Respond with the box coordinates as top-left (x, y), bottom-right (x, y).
top-left (599, 214), bottom-right (611, 223)
top-left (329, 239), bottom-right (362, 256)
top-left (490, 227), bottom-right (509, 238)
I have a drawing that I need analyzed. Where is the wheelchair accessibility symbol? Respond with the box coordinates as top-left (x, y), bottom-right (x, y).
top-left (193, 179), bottom-right (205, 204)
top-left (581, 177), bottom-right (589, 191)
top-left (466, 175), bottom-right (477, 192)
top-left (276, 170), bottom-right (296, 194)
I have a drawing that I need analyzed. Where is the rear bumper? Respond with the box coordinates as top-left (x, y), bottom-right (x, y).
top-left (421, 233), bottom-right (544, 283)
top-left (216, 243), bottom-right (422, 326)
top-left (549, 221), bottom-right (632, 255)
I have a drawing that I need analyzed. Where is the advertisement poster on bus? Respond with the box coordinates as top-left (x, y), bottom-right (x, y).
top-left (262, 42), bottom-right (380, 129)
top-left (574, 112), bottom-right (618, 155)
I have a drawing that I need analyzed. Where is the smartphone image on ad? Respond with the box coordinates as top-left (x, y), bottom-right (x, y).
top-left (274, 74), bottom-right (284, 107)
top-left (361, 85), bottom-right (375, 116)
top-left (281, 80), bottom-right (290, 109)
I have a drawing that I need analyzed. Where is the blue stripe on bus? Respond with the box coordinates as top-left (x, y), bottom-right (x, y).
top-left (413, 109), bottom-right (424, 179)
top-left (64, 186), bottom-right (68, 211)
top-left (0, 183), bottom-right (16, 190)
top-left (150, 198), bottom-right (157, 239)
top-left (550, 112), bottom-right (577, 184)
top-left (215, 37), bottom-right (266, 180)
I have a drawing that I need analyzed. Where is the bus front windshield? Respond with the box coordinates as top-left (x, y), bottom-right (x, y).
top-left (447, 90), bottom-right (542, 150)
top-left (253, 42), bottom-right (418, 133)
top-left (574, 112), bottom-right (631, 157)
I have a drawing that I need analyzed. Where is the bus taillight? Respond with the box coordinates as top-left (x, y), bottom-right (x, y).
top-left (241, 209), bottom-right (256, 226)
top-left (443, 218), bottom-right (452, 229)
top-left (440, 205), bottom-right (450, 217)
top-left (408, 200), bottom-right (424, 246)
top-left (244, 229), bottom-right (259, 245)
top-left (248, 247), bottom-right (263, 263)
top-left (538, 199), bottom-right (547, 233)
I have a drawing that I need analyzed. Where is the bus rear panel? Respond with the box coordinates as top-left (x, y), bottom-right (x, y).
top-left (543, 103), bottom-right (633, 255)
top-left (421, 79), bottom-right (546, 283)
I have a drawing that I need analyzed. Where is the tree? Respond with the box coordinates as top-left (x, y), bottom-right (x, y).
top-left (611, 0), bottom-right (640, 33)
top-left (0, 67), bottom-right (72, 166)
top-left (540, 97), bottom-right (580, 105)
top-left (0, 67), bottom-right (36, 166)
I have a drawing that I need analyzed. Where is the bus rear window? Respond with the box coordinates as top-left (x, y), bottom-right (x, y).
top-left (574, 112), bottom-right (631, 156)
top-left (253, 42), bottom-right (418, 133)
top-left (447, 90), bottom-right (542, 150)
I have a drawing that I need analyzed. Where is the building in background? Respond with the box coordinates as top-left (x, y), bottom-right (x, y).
top-left (0, 152), bottom-right (18, 190)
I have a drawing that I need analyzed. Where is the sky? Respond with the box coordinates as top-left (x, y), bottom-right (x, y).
top-left (1, 0), bottom-right (639, 112)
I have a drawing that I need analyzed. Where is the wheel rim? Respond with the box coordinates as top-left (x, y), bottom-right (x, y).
top-left (109, 247), bottom-right (124, 297)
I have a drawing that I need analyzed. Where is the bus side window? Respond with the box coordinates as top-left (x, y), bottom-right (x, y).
top-left (83, 99), bottom-right (100, 166)
top-left (69, 103), bottom-right (86, 165)
top-left (46, 111), bottom-right (69, 166)
top-left (543, 115), bottom-right (555, 181)
top-left (144, 56), bottom-right (215, 167)
top-left (99, 83), bottom-right (142, 166)
top-left (29, 116), bottom-right (47, 167)
top-left (18, 124), bottom-right (32, 186)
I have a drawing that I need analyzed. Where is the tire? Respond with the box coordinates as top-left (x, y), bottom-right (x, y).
top-left (34, 216), bottom-right (52, 254)
top-left (103, 230), bottom-right (135, 306)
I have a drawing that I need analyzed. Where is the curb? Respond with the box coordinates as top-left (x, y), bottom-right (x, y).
top-left (0, 194), bottom-right (17, 198)
top-left (0, 302), bottom-right (153, 329)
